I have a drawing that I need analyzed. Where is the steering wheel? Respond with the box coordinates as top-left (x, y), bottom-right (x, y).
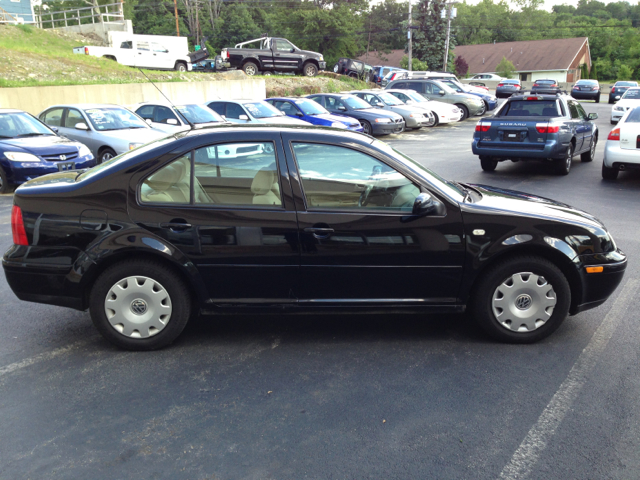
top-left (358, 165), bottom-right (383, 207)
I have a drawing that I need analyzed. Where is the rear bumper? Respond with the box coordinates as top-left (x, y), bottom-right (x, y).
top-left (472, 138), bottom-right (564, 160)
top-left (496, 89), bottom-right (519, 98)
top-left (571, 91), bottom-right (599, 100)
top-left (572, 253), bottom-right (627, 314)
top-left (603, 142), bottom-right (640, 167)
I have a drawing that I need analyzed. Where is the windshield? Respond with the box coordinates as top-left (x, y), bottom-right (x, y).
top-left (403, 90), bottom-right (428, 103)
top-left (77, 135), bottom-right (176, 181)
top-left (294, 99), bottom-right (328, 115)
top-left (378, 93), bottom-right (403, 105)
top-left (372, 139), bottom-right (465, 201)
top-left (175, 104), bottom-right (224, 124)
top-left (616, 81), bottom-right (637, 87)
top-left (625, 107), bottom-right (640, 123)
top-left (83, 107), bottom-right (148, 131)
top-left (622, 88), bottom-right (640, 99)
top-left (242, 101), bottom-right (284, 118)
top-left (0, 112), bottom-right (55, 138)
top-left (343, 96), bottom-right (373, 110)
top-left (441, 79), bottom-right (464, 92)
top-left (433, 80), bottom-right (457, 95)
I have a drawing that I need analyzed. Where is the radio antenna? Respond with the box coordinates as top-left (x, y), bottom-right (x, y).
top-left (138, 68), bottom-right (196, 130)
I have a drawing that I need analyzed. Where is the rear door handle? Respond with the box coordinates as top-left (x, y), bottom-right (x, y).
top-left (304, 227), bottom-right (334, 239)
top-left (160, 222), bottom-right (192, 232)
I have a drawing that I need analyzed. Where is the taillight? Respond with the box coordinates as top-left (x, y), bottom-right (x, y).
top-left (551, 84), bottom-right (557, 87)
top-left (592, 87), bottom-right (598, 91)
top-left (497, 83), bottom-right (504, 87)
top-left (533, 84), bottom-right (539, 87)
top-left (611, 87), bottom-right (615, 93)
top-left (11, 205), bottom-right (28, 246)
top-left (535, 123), bottom-right (560, 133)
top-left (221, 49), bottom-right (228, 59)
top-left (526, 96), bottom-right (540, 101)
top-left (84, 46), bottom-right (89, 55)
top-left (608, 128), bottom-right (620, 141)
top-left (572, 85), bottom-right (579, 89)
top-left (475, 123), bottom-right (490, 132)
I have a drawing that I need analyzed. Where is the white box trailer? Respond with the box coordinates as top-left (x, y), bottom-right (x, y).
top-left (107, 32), bottom-right (189, 56)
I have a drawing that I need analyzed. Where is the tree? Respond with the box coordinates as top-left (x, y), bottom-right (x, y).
top-left (591, 62), bottom-right (598, 80)
top-left (412, 0), bottom-right (452, 71)
top-left (400, 55), bottom-right (427, 70)
top-left (581, 63), bottom-right (589, 79)
top-left (618, 64), bottom-right (634, 80)
top-left (495, 56), bottom-right (516, 78)
top-left (368, 0), bottom-right (408, 53)
top-left (454, 55), bottom-right (469, 77)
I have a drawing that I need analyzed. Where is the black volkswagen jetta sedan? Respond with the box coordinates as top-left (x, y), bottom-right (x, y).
top-left (3, 126), bottom-right (626, 350)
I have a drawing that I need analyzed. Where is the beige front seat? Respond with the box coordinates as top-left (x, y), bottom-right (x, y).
top-left (251, 167), bottom-right (281, 206)
top-left (142, 158), bottom-right (190, 203)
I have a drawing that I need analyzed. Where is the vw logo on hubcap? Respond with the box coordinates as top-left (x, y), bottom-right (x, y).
top-left (515, 294), bottom-right (533, 310)
top-left (130, 299), bottom-right (148, 315)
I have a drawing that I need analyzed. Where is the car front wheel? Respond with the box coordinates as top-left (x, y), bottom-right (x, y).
top-left (98, 147), bottom-right (116, 164)
top-left (471, 256), bottom-right (571, 343)
top-left (360, 120), bottom-right (373, 135)
top-left (456, 104), bottom-right (469, 120)
top-left (89, 259), bottom-right (192, 350)
top-left (581, 135), bottom-right (597, 162)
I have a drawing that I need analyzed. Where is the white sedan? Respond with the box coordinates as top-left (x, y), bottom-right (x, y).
top-left (603, 105), bottom-right (640, 179)
top-left (610, 87), bottom-right (640, 124)
top-left (470, 74), bottom-right (504, 81)
top-left (385, 89), bottom-right (462, 125)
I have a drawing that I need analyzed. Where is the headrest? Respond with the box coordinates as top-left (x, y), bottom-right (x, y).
top-left (251, 168), bottom-right (276, 195)
top-left (146, 162), bottom-right (183, 191)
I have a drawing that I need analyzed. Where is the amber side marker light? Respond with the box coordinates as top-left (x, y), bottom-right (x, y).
top-left (586, 266), bottom-right (604, 273)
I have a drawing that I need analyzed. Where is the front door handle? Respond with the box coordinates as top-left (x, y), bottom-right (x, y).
top-left (160, 222), bottom-right (192, 232)
top-left (304, 227), bottom-right (334, 239)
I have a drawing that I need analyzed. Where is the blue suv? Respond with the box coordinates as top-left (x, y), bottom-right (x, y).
top-left (266, 97), bottom-right (364, 132)
top-left (0, 109), bottom-right (95, 193)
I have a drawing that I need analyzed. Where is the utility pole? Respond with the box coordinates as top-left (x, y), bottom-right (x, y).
top-left (174, 0), bottom-right (180, 36)
top-left (408, 0), bottom-right (412, 71)
top-left (442, 3), bottom-right (457, 71)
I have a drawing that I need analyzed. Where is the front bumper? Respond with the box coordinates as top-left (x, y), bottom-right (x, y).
top-left (472, 137), bottom-right (565, 160)
top-left (319, 61), bottom-right (326, 71)
top-left (4, 156), bottom-right (96, 185)
top-left (603, 141), bottom-right (640, 168)
top-left (405, 116), bottom-right (434, 128)
top-left (572, 251), bottom-right (627, 314)
top-left (371, 121), bottom-right (405, 135)
top-left (611, 109), bottom-right (627, 122)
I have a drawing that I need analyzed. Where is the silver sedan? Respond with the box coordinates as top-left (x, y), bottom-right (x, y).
top-left (39, 104), bottom-right (167, 164)
top-left (351, 90), bottom-right (435, 128)
top-left (602, 105), bottom-right (640, 180)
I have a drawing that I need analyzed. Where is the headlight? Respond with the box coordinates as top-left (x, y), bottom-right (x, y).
top-left (330, 122), bottom-right (347, 128)
top-left (374, 118), bottom-right (392, 123)
top-left (614, 106), bottom-right (625, 112)
top-left (78, 144), bottom-right (92, 157)
top-left (409, 113), bottom-right (423, 118)
top-left (129, 143), bottom-right (143, 150)
top-left (319, 55), bottom-right (324, 61)
top-left (4, 152), bottom-right (40, 162)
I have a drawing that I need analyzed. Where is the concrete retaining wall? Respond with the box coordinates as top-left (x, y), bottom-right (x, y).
top-left (0, 78), bottom-right (267, 115)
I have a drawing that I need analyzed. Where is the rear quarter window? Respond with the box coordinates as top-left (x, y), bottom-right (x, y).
top-left (499, 100), bottom-right (560, 117)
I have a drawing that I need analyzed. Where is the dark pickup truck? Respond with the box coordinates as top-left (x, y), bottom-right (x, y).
top-left (472, 93), bottom-right (599, 175)
top-left (220, 37), bottom-right (326, 77)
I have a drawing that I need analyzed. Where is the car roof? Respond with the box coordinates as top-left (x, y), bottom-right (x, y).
top-left (500, 79), bottom-right (521, 83)
top-left (43, 103), bottom-right (126, 110)
top-left (0, 108), bottom-right (26, 114)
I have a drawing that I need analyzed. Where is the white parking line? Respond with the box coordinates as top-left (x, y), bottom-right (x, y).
top-left (0, 339), bottom-right (91, 379)
top-left (497, 278), bottom-right (639, 480)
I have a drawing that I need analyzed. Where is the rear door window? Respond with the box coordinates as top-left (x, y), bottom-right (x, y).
top-left (41, 108), bottom-right (64, 127)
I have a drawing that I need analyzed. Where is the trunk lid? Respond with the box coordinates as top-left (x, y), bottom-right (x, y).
top-left (618, 123), bottom-right (640, 150)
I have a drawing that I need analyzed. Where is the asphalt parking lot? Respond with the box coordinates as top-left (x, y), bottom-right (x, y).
top-left (1, 99), bottom-right (640, 480)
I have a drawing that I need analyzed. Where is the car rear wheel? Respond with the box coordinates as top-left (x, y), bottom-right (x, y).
top-left (471, 256), bottom-right (570, 343)
top-left (456, 104), bottom-right (469, 121)
top-left (242, 61), bottom-right (259, 76)
top-left (480, 156), bottom-right (497, 172)
top-left (98, 147), bottom-right (116, 164)
top-left (89, 260), bottom-right (191, 350)
top-left (602, 163), bottom-right (619, 180)
top-left (555, 145), bottom-right (572, 175)
top-left (0, 167), bottom-right (11, 194)
top-left (581, 135), bottom-right (597, 162)
top-left (304, 63), bottom-right (318, 77)
top-left (431, 112), bottom-right (439, 126)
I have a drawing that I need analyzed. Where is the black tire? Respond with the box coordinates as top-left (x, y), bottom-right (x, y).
top-left (174, 62), bottom-right (187, 72)
top-left (602, 163), bottom-right (619, 180)
top-left (0, 166), bottom-right (11, 194)
top-left (555, 145), bottom-right (573, 175)
top-left (471, 255), bottom-right (571, 343)
top-left (431, 111), bottom-right (439, 126)
top-left (98, 147), bottom-right (116, 165)
top-left (480, 156), bottom-right (497, 172)
top-left (303, 63), bottom-right (318, 77)
top-left (581, 135), bottom-right (597, 162)
top-left (360, 120), bottom-right (373, 136)
top-left (242, 61), bottom-right (259, 76)
top-left (595, 94), bottom-right (600, 103)
top-left (456, 104), bottom-right (469, 121)
top-left (611, 120), bottom-right (617, 125)
top-left (608, 98), bottom-right (613, 104)
top-left (89, 259), bottom-right (192, 351)
top-left (333, 63), bottom-right (340, 73)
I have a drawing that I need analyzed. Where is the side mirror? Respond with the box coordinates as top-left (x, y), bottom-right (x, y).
top-left (412, 192), bottom-right (443, 217)
top-left (75, 122), bottom-right (89, 131)
top-left (145, 118), bottom-right (153, 125)
top-left (439, 91), bottom-right (446, 96)
top-left (338, 105), bottom-right (347, 111)
top-left (50, 127), bottom-right (59, 133)
top-left (239, 114), bottom-right (249, 121)
top-left (166, 118), bottom-right (179, 125)
top-left (588, 113), bottom-right (598, 120)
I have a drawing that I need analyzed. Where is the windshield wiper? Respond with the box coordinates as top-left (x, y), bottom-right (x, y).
top-left (16, 133), bottom-right (51, 137)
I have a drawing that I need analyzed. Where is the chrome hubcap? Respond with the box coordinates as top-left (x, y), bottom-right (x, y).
top-left (591, 140), bottom-right (596, 158)
top-left (246, 65), bottom-right (256, 75)
top-left (104, 276), bottom-right (172, 338)
top-left (492, 272), bottom-right (557, 332)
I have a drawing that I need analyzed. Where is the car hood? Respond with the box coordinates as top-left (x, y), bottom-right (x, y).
top-left (465, 184), bottom-right (604, 229)
top-left (314, 113), bottom-right (360, 126)
top-left (254, 117), bottom-right (311, 126)
top-left (96, 128), bottom-right (166, 142)
top-left (0, 135), bottom-right (82, 155)
top-left (386, 105), bottom-right (425, 115)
